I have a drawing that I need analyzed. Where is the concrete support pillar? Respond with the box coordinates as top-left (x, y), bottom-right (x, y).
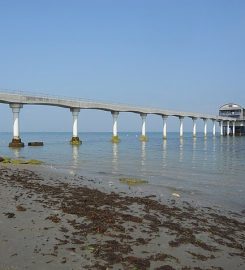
top-left (227, 121), bottom-right (230, 136)
top-left (232, 121), bottom-right (235, 136)
top-left (140, 113), bottom-right (148, 141)
top-left (212, 120), bottom-right (216, 136)
top-left (192, 118), bottom-right (197, 137)
top-left (179, 116), bottom-right (184, 137)
top-left (70, 108), bottom-right (81, 145)
top-left (220, 121), bottom-right (223, 136)
top-left (111, 111), bottom-right (120, 143)
top-left (162, 115), bottom-right (168, 139)
top-left (203, 118), bottom-right (207, 137)
top-left (141, 114), bottom-right (146, 136)
top-left (9, 104), bottom-right (24, 147)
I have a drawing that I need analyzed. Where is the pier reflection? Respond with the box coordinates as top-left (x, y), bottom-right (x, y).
top-left (203, 136), bottom-right (208, 161)
top-left (229, 136), bottom-right (236, 174)
top-left (212, 136), bottom-right (216, 165)
top-left (192, 137), bottom-right (197, 168)
top-left (112, 143), bottom-right (118, 172)
top-left (141, 141), bottom-right (146, 167)
top-left (179, 138), bottom-right (184, 162)
top-left (212, 136), bottom-right (216, 149)
top-left (72, 145), bottom-right (79, 168)
top-left (12, 147), bottom-right (21, 158)
top-left (162, 139), bottom-right (167, 168)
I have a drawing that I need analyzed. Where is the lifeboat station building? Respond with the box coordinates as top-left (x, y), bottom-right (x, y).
top-left (219, 103), bottom-right (245, 136)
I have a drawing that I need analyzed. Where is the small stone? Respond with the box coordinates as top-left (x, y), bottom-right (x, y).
top-left (16, 205), bottom-right (27, 211)
top-left (61, 257), bottom-right (67, 263)
top-left (28, 142), bottom-right (44, 146)
top-left (4, 212), bottom-right (15, 218)
top-left (172, 193), bottom-right (180, 198)
top-left (46, 214), bottom-right (61, 223)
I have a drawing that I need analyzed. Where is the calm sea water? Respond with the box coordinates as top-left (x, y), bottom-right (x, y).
top-left (0, 132), bottom-right (244, 212)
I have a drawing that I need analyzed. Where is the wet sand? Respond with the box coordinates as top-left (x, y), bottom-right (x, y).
top-left (0, 164), bottom-right (244, 270)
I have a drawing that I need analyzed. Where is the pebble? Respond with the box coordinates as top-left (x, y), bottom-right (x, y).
top-left (172, 193), bottom-right (180, 198)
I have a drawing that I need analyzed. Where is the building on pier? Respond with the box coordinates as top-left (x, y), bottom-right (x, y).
top-left (219, 103), bottom-right (245, 135)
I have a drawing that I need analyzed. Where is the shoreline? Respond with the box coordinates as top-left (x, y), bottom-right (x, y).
top-left (0, 163), bottom-right (245, 270)
top-left (1, 132), bottom-right (244, 215)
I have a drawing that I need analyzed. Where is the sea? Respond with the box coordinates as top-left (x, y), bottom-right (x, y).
top-left (0, 132), bottom-right (244, 213)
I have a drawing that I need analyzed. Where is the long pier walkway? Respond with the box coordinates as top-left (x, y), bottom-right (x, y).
top-left (0, 90), bottom-right (235, 147)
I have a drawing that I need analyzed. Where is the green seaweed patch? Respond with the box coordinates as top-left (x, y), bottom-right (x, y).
top-left (70, 136), bottom-right (82, 145)
top-left (26, 159), bottom-right (43, 165)
top-left (70, 141), bottom-right (82, 145)
top-left (0, 157), bottom-right (43, 165)
top-left (139, 135), bottom-right (148, 142)
top-left (119, 178), bottom-right (148, 186)
top-left (111, 135), bottom-right (120, 143)
top-left (1, 157), bottom-right (11, 163)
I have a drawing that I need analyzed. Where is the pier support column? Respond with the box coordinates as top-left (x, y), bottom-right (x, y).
top-left (162, 115), bottom-right (168, 139)
top-left (220, 121), bottom-right (223, 136)
top-left (227, 121), bottom-right (230, 136)
top-left (9, 104), bottom-right (24, 147)
top-left (212, 120), bottom-right (216, 136)
top-left (203, 118), bottom-right (207, 137)
top-left (111, 111), bottom-right (120, 143)
top-left (179, 116), bottom-right (184, 138)
top-left (140, 113), bottom-right (148, 141)
top-left (232, 121), bottom-right (235, 136)
top-left (70, 108), bottom-right (81, 145)
top-left (192, 118), bottom-right (197, 137)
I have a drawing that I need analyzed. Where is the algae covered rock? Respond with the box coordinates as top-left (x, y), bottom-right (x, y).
top-left (139, 135), bottom-right (148, 142)
top-left (70, 137), bottom-right (82, 145)
top-left (111, 135), bottom-right (120, 143)
top-left (28, 142), bottom-right (44, 146)
top-left (12, 159), bottom-right (43, 165)
top-left (0, 157), bottom-right (43, 165)
top-left (26, 159), bottom-right (43, 165)
top-left (0, 157), bottom-right (11, 163)
top-left (119, 178), bottom-right (148, 186)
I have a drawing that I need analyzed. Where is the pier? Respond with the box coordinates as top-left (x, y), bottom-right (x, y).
top-left (0, 91), bottom-right (236, 147)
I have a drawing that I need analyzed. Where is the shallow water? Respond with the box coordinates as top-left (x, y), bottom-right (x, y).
top-left (0, 132), bottom-right (244, 212)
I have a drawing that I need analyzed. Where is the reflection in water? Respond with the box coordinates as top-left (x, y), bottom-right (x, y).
top-left (162, 139), bottom-right (167, 168)
top-left (112, 143), bottom-right (118, 173)
top-left (72, 145), bottom-right (79, 168)
top-left (220, 136), bottom-right (231, 174)
top-left (193, 137), bottom-right (197, 150)
top-left (212, 136), bottom-right (216, 151)
top-left (203, 136), bottom-right (208, 161)
top-left (141, 141), bottom-right (146, 167)
top-left (0, 132), bottom-right (244, 212)
top-left (12, 147), bottom-right (21, 158)
top-left (230, 136), bottom-right (236, 174)
top-left (192, 137), bottom-right (197, 168)
top-left (211, 136), bottom-right (216, 166)
top-left (220, 136), bottom-right (224, 157)
top-left (179, 138), bottom-right (184, 162)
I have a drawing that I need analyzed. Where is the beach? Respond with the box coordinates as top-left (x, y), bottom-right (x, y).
top-left (1, 0), bottom-right (245, 268)
top-left (0, 163), bottom-right (244, 270)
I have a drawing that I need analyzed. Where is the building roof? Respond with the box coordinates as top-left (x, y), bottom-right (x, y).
top-left (219, 103), bottom-right (243, 111)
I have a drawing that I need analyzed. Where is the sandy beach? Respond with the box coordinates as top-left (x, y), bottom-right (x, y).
top-left (0, 163), bottom-right (244, 270)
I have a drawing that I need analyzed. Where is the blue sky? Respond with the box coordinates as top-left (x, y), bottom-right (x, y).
top-left (0, 0), bottom-right (244, 132)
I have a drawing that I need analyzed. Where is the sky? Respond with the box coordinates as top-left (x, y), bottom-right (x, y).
top-left (0, 0), bottom-right (244, 133)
